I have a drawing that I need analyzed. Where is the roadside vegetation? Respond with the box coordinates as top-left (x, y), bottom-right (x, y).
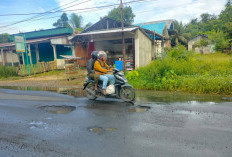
top-left (126, 45), bottom-right (232, 95)
top-left (0, 66), bottom-right (18, 78)
top-left (171, 0), bottom-right (232, 52)
top-left (127, 1), bottom-right (232, 95)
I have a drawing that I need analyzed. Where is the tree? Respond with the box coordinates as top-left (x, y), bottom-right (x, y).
top-left (207, 30), bottom-right (230, 52)
top-left (84, 22), bottom-right (92, 29)
top-left (171, 20), bottom-right (187, 46)
top-left (107, 6), bottom-right (135, 24)
top-left (53, 13), bottom-right (70, 28)
top-left (219, 0), bottom-right (232, 38)
top-left (200, 13), bottom-right (217, 24)
top-left (70, 13), bottom-right (83, 30)
top-left (0, 33), bottom-right (10, 43)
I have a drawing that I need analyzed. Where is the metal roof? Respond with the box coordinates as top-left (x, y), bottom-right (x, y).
top-left (83, 17), bottom-right (132, 33)
top-left (10, 27), bottom-right (73, 41)
top-left (135, 19), bottom-right (174, 35)
top-left (135, 22), bottom-right (166, 35)
top-left (76, 27), bottom-right (138, 36)
top-left (0, 35), bottom-right (70, 48)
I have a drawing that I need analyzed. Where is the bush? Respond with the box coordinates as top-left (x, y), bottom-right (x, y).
top-left (0, 66), bottom-right (18, 78)
top-left (126, 45), bottom-right (232, 95)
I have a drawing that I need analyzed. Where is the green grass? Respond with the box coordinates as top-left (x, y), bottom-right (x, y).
top-left (0, 66), bottom-right (18, 78)
top-left (126, 45), bottom-right (232, 95)
top-left (31, 70), bottom-right (65, 77)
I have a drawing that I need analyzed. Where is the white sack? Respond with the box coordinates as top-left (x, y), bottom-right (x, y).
top-left (106, 85), bottom-right (115, 94)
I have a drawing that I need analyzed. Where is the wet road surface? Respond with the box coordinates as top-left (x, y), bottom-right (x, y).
top-left (0, 88), bottom-right (232, 157)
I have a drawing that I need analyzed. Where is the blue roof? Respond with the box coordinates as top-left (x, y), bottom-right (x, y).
top-left (135, 22), bottom-right (166, 35)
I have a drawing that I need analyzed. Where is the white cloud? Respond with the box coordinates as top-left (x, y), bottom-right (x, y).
top-left (2, 0), bottom-right (227, 34)
top-left (55, 0), bottom-right (120, 25)
top-left (149, 0), bottom-right (226, 23)
top-left (56, 0), bottom-right (228, 25)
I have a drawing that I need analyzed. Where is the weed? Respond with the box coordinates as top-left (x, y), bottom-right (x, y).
top-left (127, 45), bottom-right (232, 95)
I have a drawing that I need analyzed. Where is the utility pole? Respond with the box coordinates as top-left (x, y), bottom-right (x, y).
top-left (120, 0), bottom-right (126, 71)
top-left (24, 34), bottom-right (30, 75)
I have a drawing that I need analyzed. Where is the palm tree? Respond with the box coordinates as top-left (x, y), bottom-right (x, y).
top-left (171, 20), bottom-right (187, 46)
top-left (70, 13), bottom-right (83, 30)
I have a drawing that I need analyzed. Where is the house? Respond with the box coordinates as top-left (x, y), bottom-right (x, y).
top-left (135, 19), bottom-right (175, 56)
top-left (71, 17), bottom-right (156, 69)
top-left (188, 34), bottom-right (215, 54)
top-left (0, 27), bottom-right (75, 68)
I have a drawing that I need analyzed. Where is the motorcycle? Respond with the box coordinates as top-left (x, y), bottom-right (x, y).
top-left (83, 69), bottom-right (135, 102)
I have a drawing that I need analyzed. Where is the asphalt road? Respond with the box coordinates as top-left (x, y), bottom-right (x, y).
top-left (0, 88), bottom-right (232, 157)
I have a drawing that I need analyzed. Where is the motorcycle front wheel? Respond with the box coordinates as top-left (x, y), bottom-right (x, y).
top-left (120, 86), bottom-right (135, 102)
top-left (85, 83), bottom-right (97, 100)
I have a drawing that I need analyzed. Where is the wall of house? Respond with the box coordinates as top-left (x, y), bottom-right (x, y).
top-left (95, 41), bottom-right (114, 52)
top-left (188, 36), bottom-right (204, 51)
top-left (0, 52), bottom-right (4, 65)
top-left (154, 40), bottom-right (163, 58)
top-left (135, 29), bottom-right (153, 68)
top-left (194, 44), bottom-right (215, 54)
top-left (188, 36), bottom-right (215, 54)
top-left (95, 40), bottom-right (132, 54)
top-left (75, 43), bottom-right (88, 67)
top-left (0, 51), bottom-right (20, 66)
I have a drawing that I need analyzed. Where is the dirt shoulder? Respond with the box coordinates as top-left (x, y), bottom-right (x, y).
top-left (0, 69), bottom-right (87, 88)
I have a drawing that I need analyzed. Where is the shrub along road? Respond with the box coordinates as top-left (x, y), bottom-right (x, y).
top-left (127, 46), bottom-right (232, 95)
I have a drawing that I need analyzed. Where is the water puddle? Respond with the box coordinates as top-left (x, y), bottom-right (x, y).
top-left (0, 86), bottom-right (85, 97)
top-left (0, 86), bottom-right (230, 104)
top-left (38, 105), bottom-right (76, 114)
top-left (127, 105), bottom-right (151, 113)
top-left (222, 97), bottom-right (232, 101)
top-left (88, 127), bottom-right (117, 134)
top-left (29, 121), bottom-right (47, 130)
top-left (136, 90), bottom-right (229, 104)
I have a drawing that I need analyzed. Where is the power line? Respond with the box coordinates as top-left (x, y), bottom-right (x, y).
top-left (0, 0), bottom-right (156, 33)
top-left (0, 0), bottom-right (90, 29)
top-left (0, 0), bottom-right (88, 16)
top-left (0, 0), bottom-right (153, 17)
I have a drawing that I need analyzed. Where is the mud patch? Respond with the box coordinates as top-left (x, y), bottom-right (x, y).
top-left (88, 127), bottom-right (117, 134)
top-left (89, 127), bottom-right (103, 133)
top-left (38, 105), bottom-right (76, 114)
top-left (222, 97), bottom-right (232, 101)
top-left (127, 105), bottom-right (151, 113)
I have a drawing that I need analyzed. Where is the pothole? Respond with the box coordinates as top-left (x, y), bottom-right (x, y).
top-left (127, 105), bottom-right (151, 113)
top-left (88, 127), bottom-right (117, 134)
top-left (38, 105), bottom-right (76, 114)
top-left (89, 127), bottom-right (103, 133)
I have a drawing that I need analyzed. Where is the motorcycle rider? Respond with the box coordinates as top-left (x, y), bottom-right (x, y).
top-left (94, 51), bottom-right (115, 95)
top-left (87, 51), bottom-right (100, 91)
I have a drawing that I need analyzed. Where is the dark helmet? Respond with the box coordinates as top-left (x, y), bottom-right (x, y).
top-left (91, 51), bottom-right (98, 60)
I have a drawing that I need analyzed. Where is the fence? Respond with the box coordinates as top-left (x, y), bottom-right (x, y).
top-left (18, 61), bottom-right (57, 76)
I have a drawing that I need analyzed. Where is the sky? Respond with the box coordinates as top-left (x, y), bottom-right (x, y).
top-left (0, 0), bottom-right (228, 34)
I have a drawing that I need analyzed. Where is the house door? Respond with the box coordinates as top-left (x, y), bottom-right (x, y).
top-left (88, 42), bottom-right (95, 59)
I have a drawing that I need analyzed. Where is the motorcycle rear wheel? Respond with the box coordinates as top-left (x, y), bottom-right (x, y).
top-left (85, 84), bottom-right (97, 100)
top-left (120, 86), bottom-right (135, 102)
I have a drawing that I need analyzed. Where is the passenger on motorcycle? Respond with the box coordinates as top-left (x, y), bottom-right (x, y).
top-left (94, 51), bottom-right (115, 95)
top-left (87, 51), bottom-right (100, 91)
